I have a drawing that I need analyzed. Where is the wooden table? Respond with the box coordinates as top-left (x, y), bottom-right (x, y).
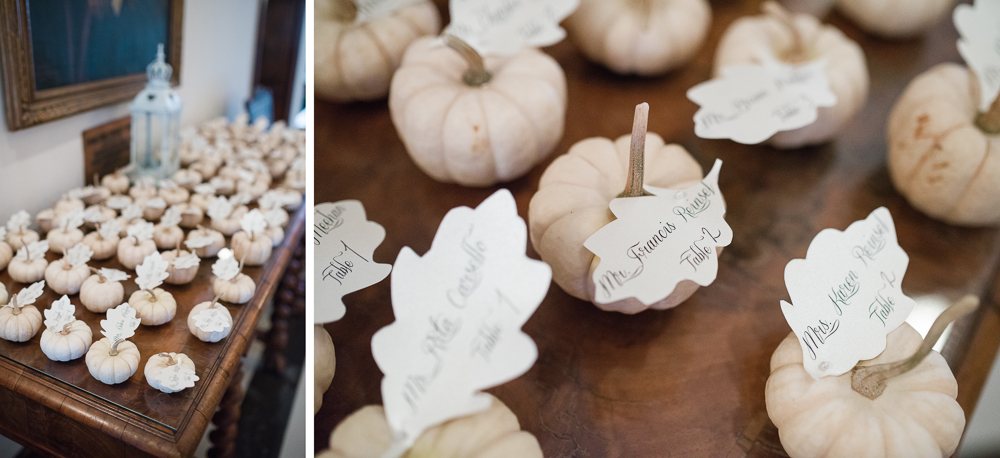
top-left (0, 204), bottom-right (304, 458)
top-left (315, 1), bottom-right (1000, 456)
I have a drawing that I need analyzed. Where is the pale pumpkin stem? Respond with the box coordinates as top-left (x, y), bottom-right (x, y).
top-left (442, 34), bottom-right (492, 87)
top-left (975, 89), bottom-right (1000, 134)
top-left (762, 1), bottom-right (805, 62)
top-left (145, 288), bottom-right (158, 301)
top-left (158, 352), bottom-right (176, 366)
top-left (110, 339), bottom-right (122, 357)
top-left (60, 321), bottom-right (73, 335)
top-left (619, 103), bottom-right (654, 198)
top-left (851, 295), bottom-right (979, 400)
top-left (211, 292), bottom-right (225, 308)
top-left (10, 296), bottom-right (20, 315)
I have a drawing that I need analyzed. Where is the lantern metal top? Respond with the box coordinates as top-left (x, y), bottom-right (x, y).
top-left (130, 43), bottom-right (182, 114)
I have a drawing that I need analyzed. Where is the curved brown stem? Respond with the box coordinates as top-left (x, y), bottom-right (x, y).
top-left (762, 1), bottom-right (805, 62)
top-left (210, 291), bottom-right (225, 308)
top-left (10, 296), bottom-right (20, 315)
top-left (144, 288), bottom-right (158, 302)
top-left (158, 352), bottom-right (176, 366)
top-left (851, 295), bottom-right (979, 400)
top-left (60, 321), bottom-right (74, 335)
top-left (110, 339), bottom-right (123, 356)
top-left (618, 103), bottom-right (654, 198)
top-left (443, 34), bottom-right (492, 87)
top-left (975, 88), bottom-right (1000, 134)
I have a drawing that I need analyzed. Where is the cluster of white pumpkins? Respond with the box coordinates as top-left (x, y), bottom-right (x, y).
top-left (316, 0), bottom-right (992, 457)
top-left (0, 115), bottom-right (304, 393)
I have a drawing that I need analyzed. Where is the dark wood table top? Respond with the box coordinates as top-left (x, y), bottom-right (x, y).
top-left (315, 0), bottom-right (1000, 456)
top-left (0, 204), bottom-right (305, 457)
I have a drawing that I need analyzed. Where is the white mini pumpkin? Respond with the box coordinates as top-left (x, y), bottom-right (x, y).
top-left (161, 249), bottom-right (200, 285)
top-left (153, 225), bottom-right (184, 250)
top-left (887, 63), bottom-right (1000, 226)
top-left (837, 0), bottom-right (955, 39)
top-left (144, 352), bottom-right (197, 393)
top-left (212, 254), bottom-right (256, 305)
top-left (80, 270), bottom-right (129, 313)
top-left (0, 230), bottom-right (11, 272)
top-left (128, 288), bottom-right (176, 326)
top-left (82, 205), bottom-right (116, 231)
top-left (46, 210), bottom-right (85, 254)
top-left (0, 282), bottom-right (44, 342)
top-left (565, 0), bottom-right (711, 76)
top-left (86, 338), bottom-right (140, 385)
top-left (40, 320), bottom-right (92, 362)
top-left (129, 183), bottom-right (158, 201)
top-left (389, 35), bottom-right (568, 187)
top-left (101, 170), bottom-right (130, 194)
top-left (316, 0), bottom-right (442, 101)
top-left (35, 209), bottom-right (56, 234)
top-left (713, 2), bottom-right (869, 149)
top-left (118, 222), bottom-right (158, 270)
top-left (315, 324), bottom-right (335, 414)
top-left (317, 394), bottom-right (542, 458)
top-left (8, 241), bottom-right (49, 283)
top-left (185, 226), bottom-right (226, 258)
top-left (140, 197), bottom-right (167, 222)
top-left (186, 298), bottom-right (233, 343)
top-left (83, 222), bottom-right (121, 261)
top-left (173, 169), bottom-right (203, 191)
top-left (231, 231), bottom-right (272, 266)
top-left (175, 203), bottom-right (205, 229)
top-left (43, 244), bottom-right (92, 296)
top-left (159, 185), bottom-right (190, 206)
top-left (53, 196), bottom-right (84, 215)
top-left (529, 125), bottom-right (709, 313)
top-left (6, 210), bottom-right (39, 251)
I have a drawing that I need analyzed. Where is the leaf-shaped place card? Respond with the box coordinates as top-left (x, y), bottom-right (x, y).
top-left (13, 281), bottom-right (45, 308)
top-left (207, 197), bottom-right (234, 220)
top-left (105, 196), bottom-right (132, 211)
top-left (687, 58), bottom-right (836, 144)
top-left (67, 187), bottom-right (93, 200)
top-left (445, 0), bottom-right (579, 56)
top-left (781, 207), bottom-right (915, 379)
top-left (15, 240), bottom-right (49, 261)
top-left (158, 364), bottom-right (199, 392)
top-left (98, 220), bottom-right (122, 240)
top-left (955, 0), bottom-right (1000, 111)
top-left (100, 268), bottom-right (130, 283)
top-left (160, 207), bottom-right (182, 228)
top-left (158, 179), bottom-right (178, 190)
top-left (7, 210), bottom-right (30, 232)
top-left (59, 210), bottom-right (85, 232)
top-left (194, 307), bottom-right (231, 333)
top-left (121, 204), bottom-right (144, 221)
top-left (173, 253), bottom-right (201, 270)
top-left (185, 236), bottom-right (215, 249)
top-left (194, 184), bottom-right (216, 196)
top-left (83, 206), bottom-right (105, 223)
top-left (136, 252), bottom-right (170, 291)
top-left (314, 201), bottom-right (392, 324)
top-left (0, 228), bottom-right (7, 243)
top-left (264, 209), bottom-right (286, 228)
top-left (240, 209), bottom-right (267, 238)
top-left (44, 295), bottom-right (76, 331)
top-left (144, 197), bottom-right (167, 209)
top-left (127, 222), bottom-right (155, 242)
top-left (212, 253), bottom-right (240, 281)
top-left (584, 160), bottom-right (733, 305)
top-left (65, 243), bottom-right (94, 269)
top-left (101, 303), bottom-right (141, 343)
top-left (371, 189), bottom-right (551, 455)
top-left (353, 0), bottom-right (420, 23)
top-left (230, 193), bottom-right (253, 207)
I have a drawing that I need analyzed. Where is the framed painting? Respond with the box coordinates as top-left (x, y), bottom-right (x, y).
top-left (0, 0), bottom-right (184, 131)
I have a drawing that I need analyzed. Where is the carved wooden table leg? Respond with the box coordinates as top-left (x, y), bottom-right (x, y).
top-left (208, 360), bottom-right (245, 458)
top-left (263, 239), bottom-right (305, 372)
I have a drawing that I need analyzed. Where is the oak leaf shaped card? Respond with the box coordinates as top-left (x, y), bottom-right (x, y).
top-left (687, 58), bottom-right (836, 145)
top-left (314, 201), bottom-right (392, 324)
top-left (781, 207), bottom-right (915, 379)
top-left (445, 0), bottom-right (578, 55)
top-left (371, 189), bottom-right (551, 456)
top-left (954, 0), bottom-right (1000, 112)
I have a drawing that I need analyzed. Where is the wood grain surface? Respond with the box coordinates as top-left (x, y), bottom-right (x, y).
top-left (0, 204), bottom-right (304, 457)
top-left (314, 1), bottom-right (1000, 456)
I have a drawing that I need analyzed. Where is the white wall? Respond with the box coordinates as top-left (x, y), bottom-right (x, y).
top-left (0, 0), bottom-right (260, 219)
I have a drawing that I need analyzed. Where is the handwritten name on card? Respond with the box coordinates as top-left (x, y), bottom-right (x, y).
top-left (781, 207), bottom-right (915, 379)
top-left (584, 160), bottom-right (732, 305)
top-left (371, 189), bottom-right (550, 454)
top-left (445, 0), bottom-right (578, 55)
top-left (314, 201), bottom-right (392, 324)
top-left (687, 59), bottom-right (836, 144)
top-left (955, 0), bottom-right (1000, 112)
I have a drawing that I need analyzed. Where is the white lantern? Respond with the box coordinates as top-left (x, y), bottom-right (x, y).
top-left (130, 43), bottom-right (182, 180)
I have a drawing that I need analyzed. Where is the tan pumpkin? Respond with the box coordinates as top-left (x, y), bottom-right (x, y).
top-left (173, 169), bottom-right (203, 190)
top-left (210, 177), bottom-right (236, 196)
top-left (53, 196), bottom-right (84, 215)
top-left (0, 290), bottom-right (42, 342)
top-left (6, 229), bottom-right (38, 251)
top-left (144, 352), bottom-right (197, 393)
top-left (315, 324), bottom-right (336, 414)
top-left (0, 284), bottom-right (7, 306)
top-left (389, 35), bottom-right (567, 187)
top-left (128, 288), bottom-right (177, 326)
top-left (565, 0), bottom-right (711, 76)
top-left (46, 227), bottom-right (84, 254)
top-left (713, 2), bottom-right (869, 149)
top-left (80, 273), bottom-right (127, 313)
top-left (186, 298), bottom-right (233, 343)
top-left (316, 0), bottom-right (442, 101)
top-left (159, 186), bottom-right (190, 206)
top-left (837, 0), bottom-right (955, 39)
top-left (231, 231), bottom-right (272, 266)
top-left (175, 203), bottom-right (205, 229)
top-left (35, 209), bottom-right (56, 234)
top-left (153, 225), bottom-right (184, 250)
top-left (118, 238), bottom-right (158, 270)
top-left (211, 207), bottom-right (249, 236)
top-left (8, 241), bottom-right (48, 284)
top-left (529, 106), bottom-right (709, 313)
top-left (213, 274), bottom-right (256, 305)
top-left (101, 170), bottom-right (131, 194)
top-left (317, 394), bottom-right (541, 458)
top-left (190, 187), bottom-right (217, 212)
top-left (887, 63), bottom-right (1000, 226)
top-left (40, 320), bottom-right (92, 362)
top-left (82, 225), bottom-right (120, 261)
top-left (86, 338), bottom-right (140, 385)
top-left (185, 226), bottom-right (226, 258)
top-left (81, 205), bottom-right (116, 231)
top-left (44, 259), bottom-right (90, 295)
top-left (265, 226), bottom-right (285, 247)
top-left (161, 249), bottom-right (200, 285)
top-left (140, 197), bottom-right (167, 222)
top-left (765, 297), bottom-right (975, 458)
top-left (129, 183), bottom-right (158, 201)
top-left (0, 236), bottom-right (11, 272)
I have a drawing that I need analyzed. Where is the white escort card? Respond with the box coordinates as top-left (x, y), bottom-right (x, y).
top-left (353, 0), bottom-right (420, 23)
top-left (314, 201), bottom-right (392, 324)
top-left (954, 0), bottom-right (1000, 112)
top-left (687, 58), bottom-right (836, 144)
top-left (584, 160), bottom-right (732, 305)
top-left (194, 308), bottom-right (230, 333)
top-left (371, 189), bottom-right (551, 457)
top-left (158, 364), bottom-right (199, 392)
top-left (445, 0), bottom-right (579, 55)
top-left (102, 303), bottom-right (141, 344)
top-left (44, 296), bottom-right (76, 331)
top-left (781, 207), bottom-right (915, 379)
